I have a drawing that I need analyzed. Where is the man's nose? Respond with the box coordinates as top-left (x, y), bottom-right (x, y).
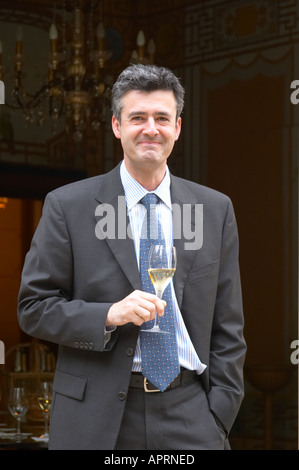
top-left (142, 117), bottom-right (159, 136)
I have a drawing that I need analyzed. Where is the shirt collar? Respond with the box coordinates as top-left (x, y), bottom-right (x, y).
top-left (120, 160), bottom-right (172, 211)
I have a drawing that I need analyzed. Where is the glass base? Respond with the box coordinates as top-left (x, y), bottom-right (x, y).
top-left (31, 433), bottom-right (49, 443)
top-left (14, 433), bottom-right (31, 442)
top-left (140, 326), bottom-right (170, 334)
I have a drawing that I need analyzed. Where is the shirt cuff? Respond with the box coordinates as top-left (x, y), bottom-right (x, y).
top-left (103, 325), bottom-right (117, 348)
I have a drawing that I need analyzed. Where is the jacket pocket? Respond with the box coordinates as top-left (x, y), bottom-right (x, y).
top-left (188, 259), bottom-right (220, 283)
top-left (52, 370), bottom-right (87, 401)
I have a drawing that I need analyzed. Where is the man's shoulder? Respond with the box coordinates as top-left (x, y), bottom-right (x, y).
top-left (51, 174), bottom-right (105, 197)
top-left (171, 174), bottom-right (231, 204)
top-left (47, 165), bottom-right (119, 202)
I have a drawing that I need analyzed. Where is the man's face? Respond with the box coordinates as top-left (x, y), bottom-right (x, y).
top-left (112, 90), bottom-right (181, 175)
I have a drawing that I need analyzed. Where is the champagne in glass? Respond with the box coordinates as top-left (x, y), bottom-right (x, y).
top-left (148, 267), bottom-right (176, 298)
top-left (8, 387), bottom-right (29, 441)
top-left (142, 245), bottom-right (176, 334)
top-left (37, 381), bottom-right (52, 440)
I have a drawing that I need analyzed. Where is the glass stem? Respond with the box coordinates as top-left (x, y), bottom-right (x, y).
top-left (153, 313), bottom-right (159, 329)
top-left (44, 413), bottom-right (49, 436)
top-left (154, 290), bottom-right (164, 328)
top-left (16, 416), bottom-right (21, 438)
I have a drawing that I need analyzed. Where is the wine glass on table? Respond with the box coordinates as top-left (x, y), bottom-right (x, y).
top-left (0, 381), bottom-right (5, 427)
top-left (8, 386), bottom-right (29, 441)
top-left (37, 381), bottom-right (52, 441)
top-left (141, 244), bottom-right (176, 334)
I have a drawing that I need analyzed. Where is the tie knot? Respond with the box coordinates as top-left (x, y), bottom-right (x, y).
top-left (140, 193), bottom-right (159, 210)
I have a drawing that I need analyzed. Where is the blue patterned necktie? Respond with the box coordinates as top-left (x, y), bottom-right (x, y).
top-left (139, 193), bottom-right (180, 392)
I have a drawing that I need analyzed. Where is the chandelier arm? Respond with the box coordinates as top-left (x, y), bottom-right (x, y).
top-left (49, 91), bottom-right (65, 117)
top-left (1, 0), bottom-right (154, 142)
top-left (10, 78), bottom-right (64, 110)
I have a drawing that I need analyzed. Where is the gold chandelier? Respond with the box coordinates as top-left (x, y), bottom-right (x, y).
top-left (0, 1), bottom-right (133, 142)
top-left (45, 1), bottom-right (112, 142)
top-left (0, 0), bottom-right (155, 143)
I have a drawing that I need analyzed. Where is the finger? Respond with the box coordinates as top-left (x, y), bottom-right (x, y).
top-left (152, 298), bottom-right (166, 316)
top-left (137, 291), bottom-right (166, 313)
top-left (129, 303), bottom-right (159, 325)
top-left (134, 303), bottom-right (156, 322)
top-left (130, 312), bottom-right (147, 326)
top-left (138, 296), bottom-right (166, 319)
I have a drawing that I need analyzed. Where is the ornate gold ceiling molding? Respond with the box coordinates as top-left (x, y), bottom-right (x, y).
top-left (185, 0), bottom-right (299, 65)
top-left (0, 8), bottom-right (52, 30)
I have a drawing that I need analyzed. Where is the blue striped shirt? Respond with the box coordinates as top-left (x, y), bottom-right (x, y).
top-left (120, 161), bottom-right (206, 375)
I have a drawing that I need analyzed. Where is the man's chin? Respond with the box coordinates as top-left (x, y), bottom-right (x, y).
top-left (139, 150), bottom-right (163, 162)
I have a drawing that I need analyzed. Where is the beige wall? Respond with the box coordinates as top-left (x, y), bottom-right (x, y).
top-left (0, 199), bottom-right (42, 352)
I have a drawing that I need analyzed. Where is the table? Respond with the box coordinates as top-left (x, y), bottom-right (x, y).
top-left (0, 437), bottom-right (48, 450)
top-left (0, 417), bottom-right (48, 450)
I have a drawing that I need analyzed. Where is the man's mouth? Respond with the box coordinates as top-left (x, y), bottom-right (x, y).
top-left (138, 140), bottom-right (161, 145)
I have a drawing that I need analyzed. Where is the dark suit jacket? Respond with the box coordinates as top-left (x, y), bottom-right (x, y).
top-left (17, 163), bottom-right (246, 450)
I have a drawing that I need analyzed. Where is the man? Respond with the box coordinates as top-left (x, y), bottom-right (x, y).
top-left (18, 64), bottom-right (246, 450)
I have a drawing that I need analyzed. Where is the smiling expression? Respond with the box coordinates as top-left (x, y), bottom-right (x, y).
top-left (112, 90), bottom-right (181, 182)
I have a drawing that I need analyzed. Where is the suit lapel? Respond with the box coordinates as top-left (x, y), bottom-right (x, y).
top-left (170, 175), bottom-right (198, 309)
top-left (94, 166), bottom-right (198, 302)
top-left (95, 164), bottom-right (141, 291)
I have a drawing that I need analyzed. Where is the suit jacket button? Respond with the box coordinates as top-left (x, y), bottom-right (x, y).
top-left (118, 391), bottom-right (126, 401)
top-left (126, 347), bottom-right (134, 357)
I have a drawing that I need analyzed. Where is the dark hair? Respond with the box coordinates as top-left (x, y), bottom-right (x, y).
top-left (111, 64), bottom-right (185, 122)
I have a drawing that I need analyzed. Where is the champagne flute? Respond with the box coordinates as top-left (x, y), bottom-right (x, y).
top-left (8, 386), bottom-right (29, 441)
top-left (142, 244), bottom-right (176, 334)
top-left (37, 381), bottom-right (52, 440)
top-left (0, 381), bottom-right (4, 426)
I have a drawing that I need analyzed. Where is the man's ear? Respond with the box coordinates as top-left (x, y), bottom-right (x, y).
top-left (112, 115), bottom-right (121, 139)
top-left (175, 117), bottom-right (182, 141)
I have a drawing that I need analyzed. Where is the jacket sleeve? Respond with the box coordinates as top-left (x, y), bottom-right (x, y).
top-left (17, 191), bottom-right (115, 352)
top-left (207, 198), bottom-right (246, 434)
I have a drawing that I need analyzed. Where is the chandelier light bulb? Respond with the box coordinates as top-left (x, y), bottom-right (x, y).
top-left (49, 24), bottom-right (58, 40)
top-left (137, 30), bottom-right (146, 47)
